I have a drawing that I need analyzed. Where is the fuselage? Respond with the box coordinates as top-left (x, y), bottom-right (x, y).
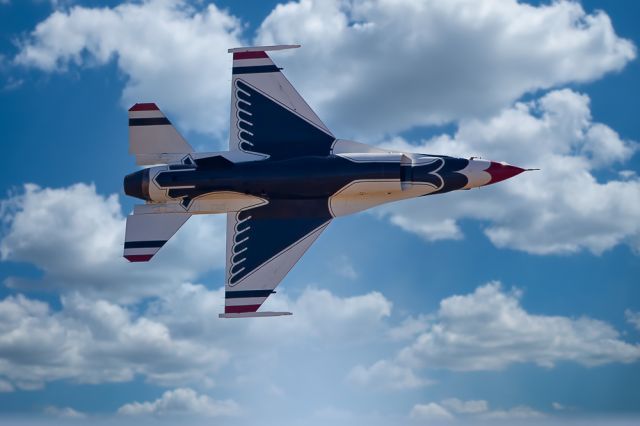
top-left (124, 151), bottom-right (524, 218)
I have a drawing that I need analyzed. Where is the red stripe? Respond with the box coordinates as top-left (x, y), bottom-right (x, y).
top-left (225, 304), bottom-right (261, 314)
top-left (233, 51), bottom-right (268, 60)
top-left (125, 254), bottom-right (153, 262)
top-left (129, 103), bottom-right (159, 112)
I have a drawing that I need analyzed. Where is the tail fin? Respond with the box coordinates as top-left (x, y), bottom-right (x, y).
top-left (128, 103), bottom-right (193, 165)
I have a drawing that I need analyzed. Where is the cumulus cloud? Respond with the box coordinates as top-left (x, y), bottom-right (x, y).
top-left (387, 314), bottom-right (430, 341)
top-left (441, 398), bottom-right (489, 415)
top-left (118, 388), bottom-right (239, 417)
top-left (399, 283), bottom-right (640, 370)
top-left (15, 0), bottom-right (244, 138)
top-left (0, 183), bottom-right (225, 302)
top-left (378, 89), bottom-right (639, 255)
top-left (256, 0), bottom-right (635, 138)
top-left (480, 405), bottom-right (545, 420)
top-left (626, 309), bottom-right (640, 331)
top-left (334, 255), bottom-right (358, 280)
top-left (0, 379), bottom-right (13, 392)
top-left (411, 399), bottom-right (543, 422)
top-left (350, 283), bottom-right (640, 389)
top-left (0, 291), bottom-right (229, 389)
top-left (0, 180), bottom-right (395, 390)
top-left (44, 405), bottom-right (86, 419)
top-left (0, 274), bottom-right (392, 390)
top-left (149, 284), bottom-right (392, 345)
top-left (347, 360), bottom-right (427, 390)
top-left (12, 1), bottom-right (639, 257)
top-left (16, 0), bottom-right (636, 142)
top-left (410, 402), bottom-right (454, 421)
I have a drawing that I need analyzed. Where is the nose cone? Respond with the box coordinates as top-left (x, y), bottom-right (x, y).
top-left (123, 169), bottom-right (150, 201)
top-left (484, 162), bottom-right (525, 185)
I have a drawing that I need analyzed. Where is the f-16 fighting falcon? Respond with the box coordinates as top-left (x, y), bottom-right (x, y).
top-left (123, 45), bottom-right (529, 318)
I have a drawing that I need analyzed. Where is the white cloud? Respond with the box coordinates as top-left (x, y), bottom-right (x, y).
top-left (351, 283), bottom-right (640, 390)
top-left (0, 379), bottom-right (13, 392)
top-left (147, 282), bottom-right (390, 348)
top-left (15, 0), bottom-right (244, 138)
top-left (410, 402), bottom-right (454, 421)
top-left (15, 0), bottom-right (635, 142)
top-left (551, 402), bottom-right (565, 411)
top-left (12, 1), bottom-right (639, 257)
top-left (0, 291), bottom-right (229, 389)
top-left (480, 405), bottom-right (545, 420)
top-left (0, 183), bottom-right (225, 302)
top-left (0, 285), bottom-right (211, 389)
top-left (389, 215), bottom-right (463, 242)
top-left (398, 283), bottom-right (640, 371)
top-left (0, 278), bottom-right (392, 390)
top-left (619, 170), bottom-right (638, 180)
top-left (247, 287), bottom-right (392, 342)
top-left (44, 405), bottom-right (86, 419)
top-left (441, 398), bottom-right (489, 414)
top-left (347, 360), bottom-right (428, 390)
top-left (378, 89), bottom-right (640, 255)
top-left (387, 314), bottom-right (430, 341)
top-left (626, 309), bottom-right (640, 331)
top-left (0, 179), bottom-right (396, 390)
top-left (411, 399), bottom-right (544, 422)
top-left (117, 387), bottom-right (239, 417)
top-left (256, 0), bottom-right (635, 138)
top-left (335, 255), bottom-right (358, 280)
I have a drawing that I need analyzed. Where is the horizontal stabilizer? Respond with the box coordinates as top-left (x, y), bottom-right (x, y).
top-left (124, 212), bottom-right (190, 262)
top-left (129, 103), bottom-right (193, 165)
top-left (219, 311), bottom-right (292, 319)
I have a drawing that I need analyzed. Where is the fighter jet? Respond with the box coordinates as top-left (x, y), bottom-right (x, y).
top-left (123, 45), bottom-right (527, 318)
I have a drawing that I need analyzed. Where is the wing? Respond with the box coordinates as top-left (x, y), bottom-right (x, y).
top-left (228, 45), bottom-right (335, 160)
top-left (220, 199), bottom-right (331, 318)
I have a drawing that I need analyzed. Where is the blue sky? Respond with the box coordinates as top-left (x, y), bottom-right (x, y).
top-left (0, 0), bottom-right (639, 424)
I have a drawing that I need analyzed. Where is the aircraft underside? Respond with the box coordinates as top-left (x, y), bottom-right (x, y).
top-left (122, 45), bottom-right (527, 318)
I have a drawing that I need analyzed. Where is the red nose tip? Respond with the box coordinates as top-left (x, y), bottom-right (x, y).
top-left (485, 162), bottom-right (525, 185)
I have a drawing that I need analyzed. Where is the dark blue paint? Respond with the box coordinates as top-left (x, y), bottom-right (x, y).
top-left (123, 240), bottom-right (166, 249)
top-left (225, 289), bottom-right (276, 298)
top-left (229, 199), bottom-right (331, 284)
top-left (429, 156), bottom-right (469, 194)
top-left (234, 80), bottom-right (335, 159)
top-left (159, 155), bottom-right (397, 200)
top-left (232, 65), bottom-right (280, 74)
top-left (128, 117), bottom-right (171, 126)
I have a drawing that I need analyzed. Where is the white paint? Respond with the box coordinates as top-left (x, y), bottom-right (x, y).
top-left (460, 159), bottom-right (492, 189)
top-left (128, 107), bottom-right (193, 160)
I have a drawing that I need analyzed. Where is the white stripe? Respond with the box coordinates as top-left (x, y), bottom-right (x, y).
top-left (233, 58), bottom-right (273, 67)
top-left (123, 247), bottom-right (160, 256)
top-left (129, 110), bottom-right (166, 119)
top-left (225, 296), bottom-right (267, 307)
